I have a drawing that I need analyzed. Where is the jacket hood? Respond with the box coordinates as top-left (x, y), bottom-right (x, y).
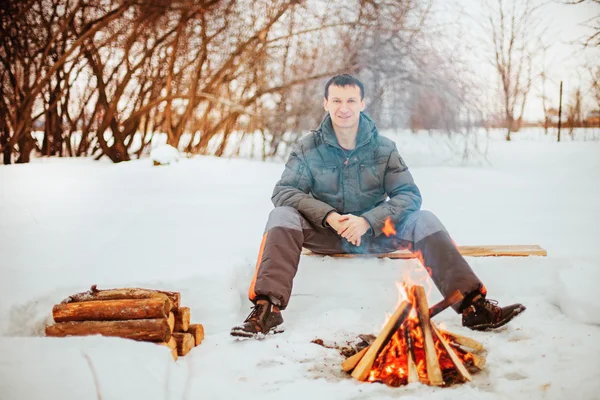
top-left (317, 112), bottom-right (378, 148)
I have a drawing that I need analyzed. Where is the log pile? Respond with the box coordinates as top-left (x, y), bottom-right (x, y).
top-left (45, 285), bottom-right (204, 360)
top-left (341, 286), bottom-right (487, 387)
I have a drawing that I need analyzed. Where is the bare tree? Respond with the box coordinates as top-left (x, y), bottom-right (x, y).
top-left (566, 87), bottom-right (584, 135)
top-left (0, 0), bottom-right (130, 164)
top-left (0, 0), bottom-right (491, 163)
top-left (566, 0), bottom-right (600, 48)
top-left (481, 0), bottom-right (547, 140)
top-left (589, 65), bottom-right (600, 111)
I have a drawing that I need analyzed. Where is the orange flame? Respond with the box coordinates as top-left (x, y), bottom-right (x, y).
top-left (368, 284), bottom-right (475, 387)
top-left (382, 217), bottom-right (397, 237)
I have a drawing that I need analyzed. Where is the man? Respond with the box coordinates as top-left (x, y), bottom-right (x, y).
top-left (230, 74), bottom-right (525, 338)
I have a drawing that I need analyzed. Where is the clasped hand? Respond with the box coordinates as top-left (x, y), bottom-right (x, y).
top-left (326, 212), bottom-right (370, 246)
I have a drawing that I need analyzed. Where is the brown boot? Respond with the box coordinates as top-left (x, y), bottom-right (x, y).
top-left (462, 294), bottom-right (526, 331)
top-left (230, 300), bottom-right (284, 338)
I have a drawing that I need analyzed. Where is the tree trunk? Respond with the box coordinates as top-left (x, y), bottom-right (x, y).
top-left (16, 132), bottom-right (34, 163)
top-left (0, 131), bottom-right (11, 164)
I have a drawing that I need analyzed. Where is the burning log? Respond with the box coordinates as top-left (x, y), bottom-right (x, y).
top-left (342, 285), bottom-right (486, 388)
top-left (172, 332), bottom-right (195, 356)
top-left (62, 285), bottom-right (180, 312)
top-left (428, 290), bottom-right (464, 318)
top-left (342, 347), bottom-right (368, 373)
top-left (45, 318), bottom-right (172, 342)
top-left (173, 307), bottom-right (190, 332)
top-left (431, 324), bottom-right (472, 382)
top-left (413, 286), bottom-right (443, 386)
top-left (52, 298), bottom-right (170, 322)
top-left (351, 300), bottom-right (411, 381)
top-left (404, 324), bottom-right (419, 384)
top-left (439, 330), bottom-right (484, 352)
top-left (188, 324), bottom-right (204, 346)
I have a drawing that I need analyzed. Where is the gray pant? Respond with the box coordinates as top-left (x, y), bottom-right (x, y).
top-left (248, 206), bottom-right (483, 311)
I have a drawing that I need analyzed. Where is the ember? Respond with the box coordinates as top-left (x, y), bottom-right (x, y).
top-left (342, 285), bottom-right (486, 387)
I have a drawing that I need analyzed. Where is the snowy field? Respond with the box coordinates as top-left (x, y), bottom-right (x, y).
top-left (1, 128), bottom-right (599, 399)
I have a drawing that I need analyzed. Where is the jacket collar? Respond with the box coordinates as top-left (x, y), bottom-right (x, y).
top-left (318, 112), bottom-right (377, 149)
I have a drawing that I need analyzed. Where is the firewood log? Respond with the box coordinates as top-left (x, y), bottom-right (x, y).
top-left (405, 323), bottom-right (419, 383)
top-left (168, 312), bottom-right (175, 332)
top-left (351, 300), bottom-right (411, 381)
top-left (158, 338), bottom-right (178, 360)
top-left (62, 285), bottom-right (180, 311)
top-left (188, 324), bottom-right (204, 346)
top-left (45, 318), bottom-right (171, 342)
top-left (440, 330), bottom-right (484, 352)
top-left (413, 286), bottom-right (444, 386)
top-left (407, 350), bottom-right (419, 383)
top-left (159, 336), bottom-right (176, 350)
top-left (341, 347), bottom-right (368, 372)
top-left (428, 290), bottom-right (464, 318)
top-left (52, 298), bottom-right (170, 322)
top-left (173, 307), bottom-right (190, 332)
top-left (172, 332), bottom-right (195, 356)
top-left (431, 324), bottom-right (472, 382)
top-left (469, 352), bottom-right (486, 369)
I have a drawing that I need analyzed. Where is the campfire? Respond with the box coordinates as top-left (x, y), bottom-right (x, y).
top-left (341, 285), bottom-right (486, 387)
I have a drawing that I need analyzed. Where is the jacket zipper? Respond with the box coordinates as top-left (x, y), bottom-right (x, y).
top-left (330, 136), bottom-right (371, 211)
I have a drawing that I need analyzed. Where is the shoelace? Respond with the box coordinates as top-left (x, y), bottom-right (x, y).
top-left (244, 303), bottom-right (266, 323)
top-left (481, 298), bottom-right (500, 312)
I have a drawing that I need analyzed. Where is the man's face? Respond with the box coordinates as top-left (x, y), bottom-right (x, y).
top-left (323, 84), bottom-right (365, 131)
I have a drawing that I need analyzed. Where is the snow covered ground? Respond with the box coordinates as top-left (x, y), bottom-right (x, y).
top-left (1, 128), bottom-right (599, 399)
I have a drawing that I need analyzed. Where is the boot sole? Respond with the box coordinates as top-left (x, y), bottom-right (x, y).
top-left (230, 324), bottom-right (285, 339)
top-left (468, 305), bottom-right (527, 331)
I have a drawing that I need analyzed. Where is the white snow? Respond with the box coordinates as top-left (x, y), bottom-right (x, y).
top-left (150, 144), bottom-right (180, 165)
top-left (1, 128), bottom-right (600, 400)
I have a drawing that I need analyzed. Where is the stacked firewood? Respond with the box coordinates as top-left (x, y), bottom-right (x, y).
top-left (45, 285), bottom-right (204, 360)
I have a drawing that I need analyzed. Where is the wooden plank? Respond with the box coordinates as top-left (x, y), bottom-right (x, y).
top-left (351, 301), bottom-right (411, 381)
top-left (303, 244), bottom-right (547, 258)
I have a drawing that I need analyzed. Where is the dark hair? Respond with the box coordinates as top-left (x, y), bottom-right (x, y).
top-left (324, 74), bottom-right (365, 100)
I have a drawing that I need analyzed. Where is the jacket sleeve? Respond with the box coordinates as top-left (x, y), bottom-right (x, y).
top-left (360, 145), bottom-right (422, 236)
top-left (271, 144), bottom-right (337, 227)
